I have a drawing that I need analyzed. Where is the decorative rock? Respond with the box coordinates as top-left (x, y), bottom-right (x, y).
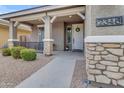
top-left (112, 79), bottom-right (117, 86)
top-left (121, 44), bottom-right (124, 48)
top-left (94, 55), bottom-right (101, 61)
top-left (89, 65), bottom-right (95, 69)
top-left (102, 54), bottom-right (118, 61)
top-left (87, 54), bottom-right (94, 60)
top-left (117, 80), bottom-right (124, 86)
top-left (118, 62), bottom-right (124, 67)
top-left (101, 51), bottom-right (108, 55)
top-left (100, 61), bottom-right (117, 66)
top-left (96, 46), bottom-right (104, 51)
top-left (87, 44), bottom-right (97, 47)
top-left (106, 49), bottom-right (123, 56)
top-left (89, 69), bottom-right (102, 74)
top-left (103, 71), bottom-right (124, 79)
top-left (88, 74), bottom-right (95, 81)
top-left (102, 44), bottom-right (120, 48)
top-left (89, 60), bottom-right (98, 65)
top-left (87, 50), bottom-right (91, 54)
top-left (107, 66), bottom-right (119, 72)
top-left (96, 75), bottom-right (111, 84)
top-left (89, 51), bottom-right (100, 55)
top-left (120, 57), bottom-right (124, 61)
top-left (88, 47), bottom-right (95, 51)
top-left (98, 43), bottom-right (102, 46)
top-left (120, 68), bottom-right (124, 72)
top-left (96, 64), bottom-right (105, 70)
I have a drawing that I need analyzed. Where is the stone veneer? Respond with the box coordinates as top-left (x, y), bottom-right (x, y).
top-left (86, 43), bottom-right (124, 87)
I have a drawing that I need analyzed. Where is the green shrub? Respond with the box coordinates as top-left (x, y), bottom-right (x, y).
top-left (20, 49), bottom-right (37, 61)
top-left (2, 48), bottom-right (11, 56)
top-left (11, 46), bottom-right (26, 59)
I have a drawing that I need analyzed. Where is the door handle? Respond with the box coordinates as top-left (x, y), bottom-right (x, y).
top-left (73, 38), bottom-right (74, 44)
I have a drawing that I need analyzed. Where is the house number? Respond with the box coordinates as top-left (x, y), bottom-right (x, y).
top-left (96, 16), bottom-right (123, 27)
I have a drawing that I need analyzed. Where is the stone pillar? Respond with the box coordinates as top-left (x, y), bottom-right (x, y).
top-left (8, 21), bottom-right (19, 48)
top-left (85, 36), bottom-right (124, 87)
top-left (43, 16), bottom-right (54, 56)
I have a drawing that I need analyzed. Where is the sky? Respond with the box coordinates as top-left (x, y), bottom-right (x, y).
top-left (0, 5), bottom-right (40, 14)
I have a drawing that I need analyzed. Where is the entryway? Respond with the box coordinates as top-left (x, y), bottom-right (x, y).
top-left (65, 23), bottom-right (84, 52)
top-left (36, 22), bottom-right (84, 53)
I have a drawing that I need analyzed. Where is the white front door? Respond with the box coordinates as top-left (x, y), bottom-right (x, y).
top-left (72, 24), bottom-right (83, 50)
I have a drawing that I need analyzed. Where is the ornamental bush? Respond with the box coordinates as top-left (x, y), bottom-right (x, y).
top-left (11, 46), bottom-right (26, 59)
top-left (20, 49), bottom-right (37, 61)
top-left (2, 48), bottom-right (11, 56)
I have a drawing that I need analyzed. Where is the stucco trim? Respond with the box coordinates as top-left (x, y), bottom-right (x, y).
top-left (43, 39), bottom-right (54, 42)
top-left (8, 39), bottom-right (19, 41)
top-left (85, 36), bottom-right (124, 43)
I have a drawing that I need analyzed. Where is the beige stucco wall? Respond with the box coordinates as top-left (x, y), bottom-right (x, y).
top-left (86, 5), bottom-right (124, 36)
top-left (0, 24), bottom-right (31, 48)
top-left (30, 26), bottom-right (39, 42)
top-left (52, 22), bottom-right (64, 51)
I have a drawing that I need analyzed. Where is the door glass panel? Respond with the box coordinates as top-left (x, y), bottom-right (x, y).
top-left (65, 25), bottom-right (72, 51)
top-left (38, 27), bottom-right (44, 42)
top-left (38, 27), bottom-right (44, 50)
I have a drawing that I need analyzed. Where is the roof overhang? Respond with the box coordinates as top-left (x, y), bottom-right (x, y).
top-left (0, 5), bottom-right (84, 20)
top-left (0, 19), bottom-right (32, 31)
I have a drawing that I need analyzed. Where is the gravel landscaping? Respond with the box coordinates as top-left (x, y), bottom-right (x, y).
top-left (70, 59), bottom-right (86, 88)
top-left (0, 53), bottom-right (53, 88)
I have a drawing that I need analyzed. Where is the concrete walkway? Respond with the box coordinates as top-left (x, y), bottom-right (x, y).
top-left (16, 51), bottom-right (83, 88)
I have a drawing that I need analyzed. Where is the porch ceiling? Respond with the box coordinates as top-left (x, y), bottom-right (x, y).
top-left (22, 20), bottom-right (44, 25)
top-left (54, 15), bottom-right (83, 23)
top-left (21, 14), bottom-right (83, 25)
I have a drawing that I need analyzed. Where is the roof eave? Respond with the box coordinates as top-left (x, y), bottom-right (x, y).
top-left (0, 5), bottom-right (81, 20)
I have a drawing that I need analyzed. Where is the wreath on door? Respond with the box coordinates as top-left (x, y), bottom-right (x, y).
top-left (75, 27), bottom-right (80, 32)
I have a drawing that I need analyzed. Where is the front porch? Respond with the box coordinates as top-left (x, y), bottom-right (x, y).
top-left (0, 5), bottom-right (85, 55)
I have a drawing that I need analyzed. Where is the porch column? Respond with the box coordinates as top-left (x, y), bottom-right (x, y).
top-left (43, 16), bottom-right (54, 56)
top-left (8, 21), bottom-right (19, 48)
